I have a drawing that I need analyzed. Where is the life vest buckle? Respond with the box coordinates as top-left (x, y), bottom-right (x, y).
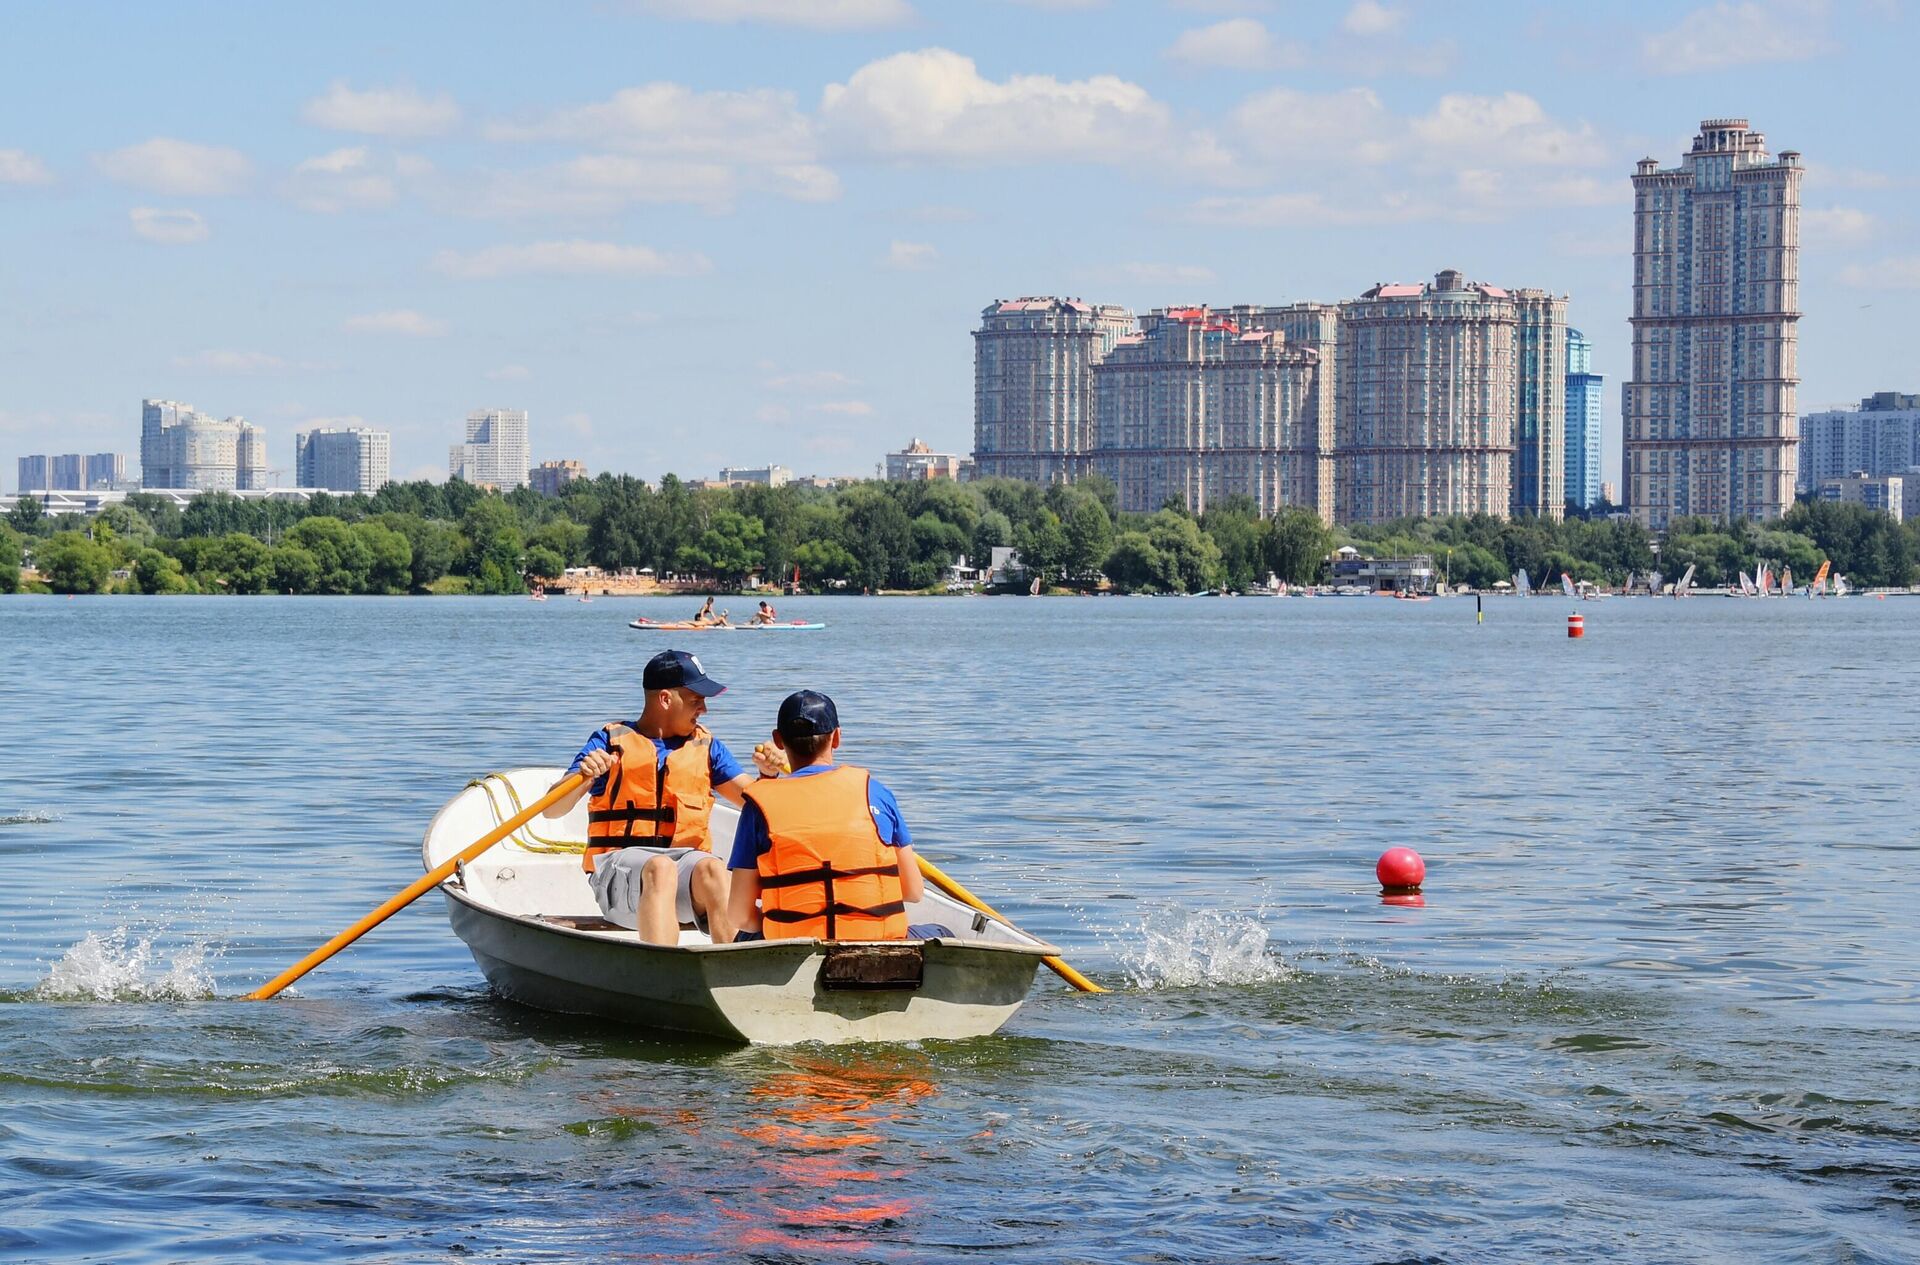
top-left (820, 943), bottom-right (924, 992)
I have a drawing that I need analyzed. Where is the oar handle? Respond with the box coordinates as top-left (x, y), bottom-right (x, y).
top-left (249, 771), bottom-right (590, 1001)
top-left (915, 854), bottom-right (1105, 994)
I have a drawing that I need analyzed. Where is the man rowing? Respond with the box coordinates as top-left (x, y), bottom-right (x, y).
top-left (543, 650), bottom-right (774, 945)
top-left (726, 690), bottom-right (948, 943)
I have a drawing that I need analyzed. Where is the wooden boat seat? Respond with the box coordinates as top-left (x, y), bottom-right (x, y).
top-left (538, 914), bottom-right (626, 932)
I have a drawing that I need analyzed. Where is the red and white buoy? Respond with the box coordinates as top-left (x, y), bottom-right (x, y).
top-left (1567, 612), bottom-right (1584, 638)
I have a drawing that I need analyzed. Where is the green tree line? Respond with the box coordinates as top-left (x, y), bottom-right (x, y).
top-left (3, 474), bottom-right (1914, 595)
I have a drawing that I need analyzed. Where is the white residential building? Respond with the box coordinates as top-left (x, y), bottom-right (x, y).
top-left (1798, 393), bottom-right (1920, 491)
top-left (139, 397), bottom-right (268, 490)
top-left (450, 409), bottom-right (531, 489)
top-left (1816, 472), bottom-right (1903, 522)
top-left (296, 427), bottom-right (391, 494)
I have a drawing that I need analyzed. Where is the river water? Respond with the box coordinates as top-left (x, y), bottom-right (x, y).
top-left (2, 594), bottom-right (1915, 1263)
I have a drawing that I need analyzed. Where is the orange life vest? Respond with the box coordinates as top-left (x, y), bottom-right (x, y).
top-left (583, 723), bottom-right (714, 870)
top-left (742, 765), bottom-right (908, 941)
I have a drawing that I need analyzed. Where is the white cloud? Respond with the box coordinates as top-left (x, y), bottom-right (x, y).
top-left (130, 207), bottom-right (210, 244)
top-left (1119, 262), bottom-right (1217, 285)
top-left (433, 240), bottom-right (712, 280)
top-left (755, 404), bottom-right (792, 423)
top-left (303, 82), bottom-right (461, 138)
top-left (1641, 1), bottom-right (1834, 74)
top-left (766, 370), bottom-right (856, 390)
top-left (96, 138), bottom-right (250, 195)
top-left (465, 152), bottom-right (836, 218)
top-left (1839, 256), bottom-right (1920, 290)
top-left (1801, 206), bottom-right (1877, 246)
top-left (637, 0), bottom-right (913, 28)
top-left (283, 147), bottom-right (430, 212)
top-left (0, 149), bottom-right (53, 185)
top-left (885, 240), bottom-right (939, 270)
top-left (1410, 93), bottom-right (1602, 166)
top-left (1232, 87), bottom-right (1396, 164)
top-left (344, 309), bottom-right (448, 336)
top-left (171, 349), bottom-right (290, 373)
top-left (810, 400), bottom-right (875, 415)
top-left (487, 83), bottom-right (815, 165)
top-left (1342, 0), bottom-right (1402, 35)
top-left (820, 48), bottom-right (1173, 165)
top-left (1166, 18), bottom-right (1304, 71)
top-left (485, 364), bottom-right (531, 381)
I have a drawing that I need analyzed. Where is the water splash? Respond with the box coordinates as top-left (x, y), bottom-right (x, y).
top-left (0, 810), bottom-right (60, 826)
top-left (32, 928), bottom-right (220, 1001)
top-left (1122, 909), bottom-right (1292, 989)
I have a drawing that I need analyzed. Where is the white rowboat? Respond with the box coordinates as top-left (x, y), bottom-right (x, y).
top-left (423, 767), bottom-right (1060, 1045)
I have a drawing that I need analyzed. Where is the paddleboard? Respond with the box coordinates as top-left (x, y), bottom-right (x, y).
top-left (628, 619), bottom-right (826, 631)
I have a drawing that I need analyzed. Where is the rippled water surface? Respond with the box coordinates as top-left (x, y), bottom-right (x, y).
top-left (2, 594), bottom-right (1917, 1263)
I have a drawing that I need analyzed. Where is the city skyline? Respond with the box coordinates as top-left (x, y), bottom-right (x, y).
top-left (4, 2), bottom-right (1917, 489)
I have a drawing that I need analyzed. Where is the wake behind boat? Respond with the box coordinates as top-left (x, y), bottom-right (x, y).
top-left (423, 767), bottom-right (1056, 1044)
top-left (629, 617), bottom-right (826, 631)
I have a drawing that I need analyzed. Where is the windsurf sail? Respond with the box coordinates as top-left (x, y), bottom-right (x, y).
top-left (1561, 572), bottom-right (1577, 598)
top-left (1740, 571), bottom-right (1758, 596)
top-left (1675, 564), bottom-right (1695, 597)
top-left (1812, 560), bottom-right (1830, 595)
top-left (1514, 569), bottom-right (1532, 596)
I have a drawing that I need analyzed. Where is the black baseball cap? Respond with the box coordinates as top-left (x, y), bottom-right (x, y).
top-left (776, 690), bottom-right (839, 739)
top-left (644, 649), bottom-right (726, 697)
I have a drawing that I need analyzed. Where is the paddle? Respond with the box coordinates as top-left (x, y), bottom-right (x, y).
top-left (248, 771), bottom-right (589, 1001)
top-left (915, 854), bottom-right (1106, 994)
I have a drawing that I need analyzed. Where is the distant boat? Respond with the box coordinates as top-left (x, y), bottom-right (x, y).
top-left (1513, 568), bottom-right (1532, 596)
top-left (1811, 560), bottom-right (1831, 597)
top-left (1674, 564), bottom-right (1696, 598)
top-left (1835, 574), bottom-right (1852, 598)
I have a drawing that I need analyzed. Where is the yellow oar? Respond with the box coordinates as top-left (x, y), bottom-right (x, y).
top-left (249, 771), bottom-right (589, 1001)
top-left (916, 854), bottom-right (1105, 994)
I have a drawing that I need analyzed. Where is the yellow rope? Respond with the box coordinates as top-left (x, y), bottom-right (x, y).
top-left (465, 774), bottom-right (587, 854)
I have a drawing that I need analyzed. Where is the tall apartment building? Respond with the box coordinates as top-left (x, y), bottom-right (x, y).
top-left (1799, 392), bottom-right (1920, 491)
top-left (1229, 303), bottom-right (1339, 521)
top-left (139, 398), bottom-right (268, 490)
top-left (449, 409), bottom-right (530, 489)
top-left (1565, 329), bottom-right (1604, 511)
top-left (1336, 271), bottom-right (1527, 524)
top-left (1626, 118), bottom-right (1801, 529)
top-left (1512, 290), bottom-right (1568, 519)
top-left (1092, 307), bottom-right (1321, 515)
top-left (16, 456), bottom-right (50, 492)
top-left (530, 459), bottom-right (588, 497)
top-left (86, 453), bottom-right (126, 489)
top-left (973, 297), bottom-right (1134, 484)
top-left (295, 426), bottom-right (391, 494)
top-left (16, 453), bottom-right (127, 492)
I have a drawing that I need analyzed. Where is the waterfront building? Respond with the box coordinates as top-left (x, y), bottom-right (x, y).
top-left (1512, 290), bottom-right (1568, 519)
top-left (138, 398), bottom-right (268, 490)
top-left (530, 459), bottom-right (588, 497)
top-left (1230, 303), bottom-right (1339, 521)
top-left (1816, 472), bottom-right (1903, 522)
top-left (1092, 306), bottom-right (1321, 516)
top-left (1626, 119), bottom-right (1802, 529)
top-left (1565, 329), bottom-right (1604, 511)
top-left (449, 409), bottom-right (530, 489)
top-left (295, 426), bottom-right (391, 494)
top-left (885, 439), bottom-right (963, 482)
top-left (1798, 392), bottom-right (1920, 491)
top-left (717, 464), bottom-right (792, 488)
top-left (973, 296), bottom-right (1135, 484)
top-left (1328, 551), bottom-right (1438, 594)
top-left (1335, 271), bottom-right (1526, 524)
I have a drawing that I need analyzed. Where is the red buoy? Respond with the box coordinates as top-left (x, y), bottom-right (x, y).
top-left (1376, 847), bottom-right (1425, 892)
top-left (1567, 612), bottom-right (1584, 638)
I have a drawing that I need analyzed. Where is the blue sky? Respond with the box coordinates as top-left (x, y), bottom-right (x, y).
top-left (3, 0), bottom-right (1914, 492)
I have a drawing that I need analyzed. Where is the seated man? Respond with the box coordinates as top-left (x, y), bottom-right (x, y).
top-left (544, 649), bottom-right (772, 945)
top-left (727, 691), bottom-right (948, 942)
top-left (751, 600), bottom-right (777, 625)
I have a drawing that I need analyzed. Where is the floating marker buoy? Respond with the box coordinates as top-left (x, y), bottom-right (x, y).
top-left (1376, 846), bottom-right (1425, 893)
top-left (1567, 612), bottom-right (1584, 638)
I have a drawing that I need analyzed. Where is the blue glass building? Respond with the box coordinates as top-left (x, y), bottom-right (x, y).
top-left (1565, 328), bottom-right (1603, 510)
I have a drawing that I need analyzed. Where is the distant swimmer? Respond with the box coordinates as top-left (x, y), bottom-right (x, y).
top-left (543, 650), bottom-right (781, 946)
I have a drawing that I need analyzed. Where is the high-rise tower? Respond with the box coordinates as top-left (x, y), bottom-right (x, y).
top-left (972, 297), bottom-right (1134, 484)
top-left (1626, 119), bottom-right (1801, 528)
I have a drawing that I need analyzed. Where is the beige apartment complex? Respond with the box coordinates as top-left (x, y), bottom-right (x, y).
top-left (1091, 307), bottom-right (1322, 516)
top-left (1626, 118), bottom-right (1801, 529)
top-left (972, 297), bottom-right (1135, 485)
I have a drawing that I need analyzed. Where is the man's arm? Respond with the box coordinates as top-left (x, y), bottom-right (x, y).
top-left (727, 867), bottom-right (762, 936)
top-left (545, 742), bottom-right (613, 818)
top-left (726, 800), bottom-right (768, 936)
top-left (894, 844), bottom-right (925, 904)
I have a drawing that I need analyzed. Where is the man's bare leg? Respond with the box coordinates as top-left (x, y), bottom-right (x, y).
top-left (690, 857), bottom-right (735, 946)
top-left (637, 853), bottom-right (680, 944)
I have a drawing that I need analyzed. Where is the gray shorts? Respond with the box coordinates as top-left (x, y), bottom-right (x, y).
top-left (589, 847), bottom-right (715, 930)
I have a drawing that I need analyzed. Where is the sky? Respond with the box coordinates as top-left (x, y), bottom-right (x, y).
top-left (3, 0), bottom-right (1916, 492)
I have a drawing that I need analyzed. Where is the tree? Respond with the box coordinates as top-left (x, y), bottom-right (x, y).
top-left (1102, 531), bottom-right (1164, 593)
top-left (1146, 510), bottom-right (1223, 593)
top-left (355, 520), bottom-right (414, 593)
top-left (132, 547), bottom-right (193, 594)
top-left (0, 523), bottom-right (21, 593)
top-left (459, 497), bottom-right (525, 593)
top-left (378, 513), bottom-right (459, 590)
top-left (271, 544), bottom-right (321, 593)
top-left (1200, 498), bottom-right (1262, 590)
top-left (970, 510), bottom-right (1013, 566)
top-left (203, 533), bottom-right (275, 594)
top-left (36, 531), bottom-right (114, 593)
top-left (675, 509), bottom-right (765, 585)
top-left (1062, 496), bottom-right (1114, 582)
top-left (1264, 508), bottom-right (1333, 586)
top-left (287, 517), bottom-right (373, 593)
top-left (1013, 510), bottom-right (1068, 584)
top-left (524, 545), bottom-right (566, 580)
top-left (790, 538), bottom-right (859, 586)
top-left (839, 487), bottom-right (912, 590)
top-left (7, 495), bottom-right (44, 536)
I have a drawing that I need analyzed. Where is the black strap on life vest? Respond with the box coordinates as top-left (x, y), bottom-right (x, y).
top-left (760, 863), bottom-right (906, 939)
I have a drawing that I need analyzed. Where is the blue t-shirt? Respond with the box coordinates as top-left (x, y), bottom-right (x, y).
top-left (567, 724), bottom-right (744, 797)
top-left (728, 764), bottom-right (910, 871)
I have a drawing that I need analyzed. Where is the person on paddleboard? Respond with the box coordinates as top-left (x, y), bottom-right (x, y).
top-left (751, 600), bottom-right (777, 625)
top-left (543, 650), bottom-right (779, 946)
top-left (726, 690), bottom-right (949, 943)
top-left (691, 596), bottom-right (728, 627)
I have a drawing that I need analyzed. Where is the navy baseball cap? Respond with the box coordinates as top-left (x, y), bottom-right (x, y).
top-left (776, 690), bottom-right (839, 739)
top-left (644, 649), bottom-right (726, 697)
